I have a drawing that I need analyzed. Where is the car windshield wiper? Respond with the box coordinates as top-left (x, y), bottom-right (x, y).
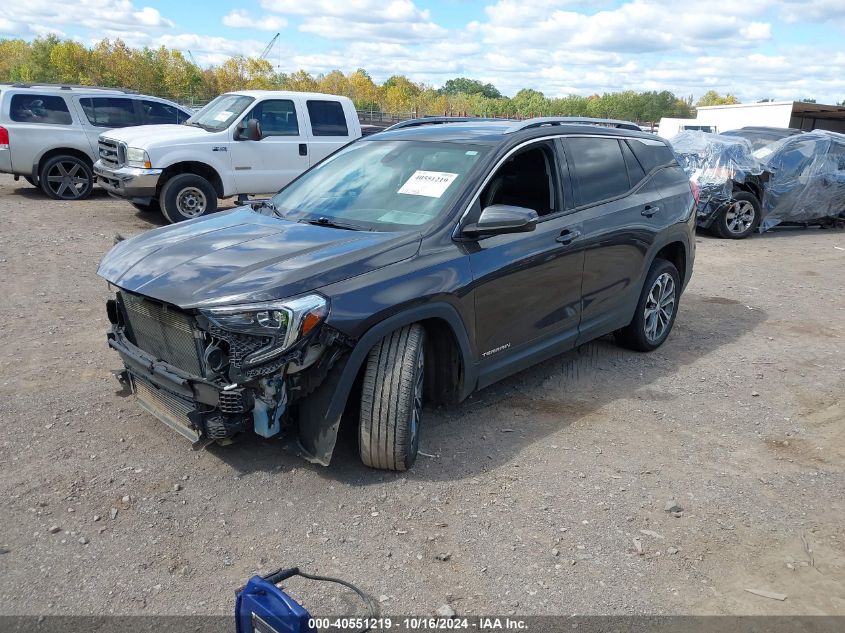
top-left (298, 216), bottom-right (362, 231)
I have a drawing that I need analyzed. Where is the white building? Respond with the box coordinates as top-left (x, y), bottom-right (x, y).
top-left (658, 101), bottom-right (845, 139)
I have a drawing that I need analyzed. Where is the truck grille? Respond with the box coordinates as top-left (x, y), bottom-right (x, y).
top-left (98, 138), bottom-right (124, 168)
top-left (131, 374), bottom-right (200, 442)
top-left (120, 292), bottom-right (204, 376)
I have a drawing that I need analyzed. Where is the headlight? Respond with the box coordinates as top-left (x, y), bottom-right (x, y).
top-left (201, 294), bottom-right (329, 366)
top-left (126, 147), bottom-right (152, 169)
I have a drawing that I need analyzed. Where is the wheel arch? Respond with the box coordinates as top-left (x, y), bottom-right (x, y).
top-left (296, 303), bottom-right (476, 466)
top-left (35, 147), bottom-right (94, 182)
top-left (156, 161), bottom-right (224, 199)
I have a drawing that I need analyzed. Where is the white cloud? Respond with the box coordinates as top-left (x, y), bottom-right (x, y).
top-left (222, 9), bottom-right (287, 31)
top-left (0, 0), bottom-right (173, 33)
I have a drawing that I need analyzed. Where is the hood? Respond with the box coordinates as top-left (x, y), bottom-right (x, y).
top-left (100, 124), bottom-right (211, 148)
top-left (98, 208), bottom-right (421, 309)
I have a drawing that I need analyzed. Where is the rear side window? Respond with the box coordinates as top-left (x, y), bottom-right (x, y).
top-left (567, 137), bottom-right (629, 205)
top-left (307, 100), bottom-right (349, 136)
top-left (79, 98), bottom-right (141, 128)
top-left (141, 100), bottom-right (189, 124)
top-left (627, 138), bottom-right (674, 173)
top-left (10, 94), bottom-right (72, 125)
top-left (621, 140), bottom-right (646, 187)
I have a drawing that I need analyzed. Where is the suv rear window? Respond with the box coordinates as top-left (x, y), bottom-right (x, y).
top-left (141, 100), bottom-right (189, 125)
top-left (80, 97), bottom-right (141, 127)
top-left (568, 137), bottom-right (629, 205)
top-left (10, 94), bottom-right (72, 125)
top-left (627, 138), bottom-right (674, 173)
top-left (307, 100), bottom-right (348, 136)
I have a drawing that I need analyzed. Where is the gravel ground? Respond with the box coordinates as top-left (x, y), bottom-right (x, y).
top-left (0, 174), bottom-right (843, 617)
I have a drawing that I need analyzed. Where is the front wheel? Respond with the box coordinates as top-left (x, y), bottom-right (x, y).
top-left (159, 174), bottom-right (217, 223)
top-left (615, 259), bottom-right (681, 352)
top-left (39, 155), bottom-right (93, 200)
top-left (713, 192), bottom-right (760, 239)
top-left (359, 324), bottom-right (426, 471)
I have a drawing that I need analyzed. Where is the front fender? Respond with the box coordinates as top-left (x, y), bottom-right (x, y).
top-left (296, 302), bottom-right (476, 466)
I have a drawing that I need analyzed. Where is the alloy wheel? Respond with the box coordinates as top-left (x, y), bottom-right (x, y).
top-left (643, 272), bottom-right (676, 343)
top-left (409, 343), bottom-right (424, 455)
top-left (724, 200), bottom-right (756, 234)
top-left (45, 160), bottom-right (90, 200)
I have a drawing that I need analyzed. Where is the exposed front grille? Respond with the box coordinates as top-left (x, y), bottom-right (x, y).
top-left (132, 375), bottom-right (200, 442)
top-left (120, 292), bottom-right (203, 376)
top-left (98, 138), bottom-right (124, 168)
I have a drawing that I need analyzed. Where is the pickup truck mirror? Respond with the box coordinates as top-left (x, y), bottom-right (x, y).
top-left (236, 118), bottom-right (263, 141)
top-left (462, 205), bottom-right (539, 238)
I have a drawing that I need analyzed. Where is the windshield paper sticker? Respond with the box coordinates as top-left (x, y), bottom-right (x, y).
top-left (213, 111), bottom-right (233, 122)
top-left (398, 171), bottom-right (458, 198)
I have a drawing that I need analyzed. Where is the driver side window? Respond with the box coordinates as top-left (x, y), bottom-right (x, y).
top-left (480, 143), bottom-right (559, 217)
top-left (245, 99), bottom-right (300, 136)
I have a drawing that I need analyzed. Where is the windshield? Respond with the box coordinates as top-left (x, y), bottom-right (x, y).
top-left (186, 94), bottom-right (254, 131)
top-left (269, 140), bottom-right (487, 230)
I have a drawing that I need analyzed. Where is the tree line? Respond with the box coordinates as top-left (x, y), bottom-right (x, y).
top-left (0, 35), bottom-right (713, 121)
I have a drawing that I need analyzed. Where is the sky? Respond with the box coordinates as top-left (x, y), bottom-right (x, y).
top-left (1, 0), bottom-right (844, 103)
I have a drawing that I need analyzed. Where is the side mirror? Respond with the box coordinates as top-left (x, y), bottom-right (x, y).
top-left (462, 205), bottom-right (539, 238)
top-left (236, 118), bottom-right (262, 141)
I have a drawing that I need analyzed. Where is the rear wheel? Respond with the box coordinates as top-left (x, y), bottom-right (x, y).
top-left (159, 174), bottom-right (217, 223)
top-left (39, 155), bottom-right (93, 200)
top-left (713, 192), bottom-right (760, 239)
top-left (615, 259), bottom-right (681, 352)
top-left (359, 324), bottom-right (426, 471)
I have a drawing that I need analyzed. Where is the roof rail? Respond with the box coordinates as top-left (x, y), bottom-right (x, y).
top-left (384, 116), bottom-right (503, 131)
top-left (9, 83), bottom-right (137, 94)
top-left (506, 117), bottom-right (642, 133)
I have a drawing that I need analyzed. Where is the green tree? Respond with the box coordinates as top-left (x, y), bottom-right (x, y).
top-left (696, 90), bottom-right (739, 107)
top-left (440, 77), bottom-right (501, 99)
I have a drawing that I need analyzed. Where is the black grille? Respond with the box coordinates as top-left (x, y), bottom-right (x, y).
top-left (98, 138), bottom-right (124, 168)
top-left (218, 387), bottom-right (250, 414)
top-left (132, 375), bottom-right (200, 442)
top-left (120, 293), bottom-right (203, 376)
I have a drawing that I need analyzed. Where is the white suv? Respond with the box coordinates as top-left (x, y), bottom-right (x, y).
top-left (0, 84), bottom-right (191, 200)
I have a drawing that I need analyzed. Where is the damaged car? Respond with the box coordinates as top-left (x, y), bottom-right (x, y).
top-left (670, 130), bottom-right (767, 239)
top-left (755, 130), bottom-right (845, 231)
top-left (99, 117), bottom-right (696, 471)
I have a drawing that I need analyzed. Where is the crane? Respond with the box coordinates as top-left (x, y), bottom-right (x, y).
top-left (260, 33), bottom-right (280, 61)
top-left (186, 50), bottom-right (199, 66)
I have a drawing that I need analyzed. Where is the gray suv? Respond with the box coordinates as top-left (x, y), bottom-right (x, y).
top-left (0, 84), bottom-right (191, 200)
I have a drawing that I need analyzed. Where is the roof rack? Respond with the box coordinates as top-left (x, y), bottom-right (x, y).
top-left (384, 116), bottom-right (502, 131)
top-left (505, 117), bottom-right (642, 133)
top-left (9, 83), bottom-right (137, 94)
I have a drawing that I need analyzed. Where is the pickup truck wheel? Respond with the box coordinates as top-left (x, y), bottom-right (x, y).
top-left (160, 174), bottom-right (217, 223)
top-left (39, 155), bottom-right (93, 200)
top-left (359, 324), bottom-right (425, 471)
top-left (713, 192), bottom-right (760, 239)
top-left (615, 258), bottom-right (680, 352)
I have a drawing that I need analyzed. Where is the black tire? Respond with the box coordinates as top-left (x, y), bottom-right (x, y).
top-left (359, 324), bottom-right (426, 471)
top-left (159, 173), bottom-right (217, 223)
top-left (131, 200), bottom-right (161, 213)
top-left (713, 192), bottom-right (760, 239)
top-left (39, 155), bottom-right (93, 200)
top-left (615, 259), bottom-right (681, 352)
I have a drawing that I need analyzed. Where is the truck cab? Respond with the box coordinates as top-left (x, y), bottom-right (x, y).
top-left (93, 90), bottom-right (361, 223)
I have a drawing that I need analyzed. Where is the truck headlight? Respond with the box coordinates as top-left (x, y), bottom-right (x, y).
top-left (126, 147), bottom-right (152, 169)
top-left (202, 295), bottom-right (329, 366)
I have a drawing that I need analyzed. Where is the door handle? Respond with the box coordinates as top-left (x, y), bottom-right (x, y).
top-left (642, 205), bottom-right (660, 217)
top-left (556, 229), bottom-right (582, 244)
top-left (299, 143), bottom-right (307, 156)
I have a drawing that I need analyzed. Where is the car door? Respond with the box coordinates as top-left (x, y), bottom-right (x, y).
top-left (465, 139), bottom-right (586, 384)
top-left (303, 99), bottom-right (353, 165)
top-left (139, 99), bottom-right (191, 125)
top-left (75, 96), bottom-right (144, 156)
top-left (562, 136), bottom-right (663, 344)
top-left (229, 98), bottom-right (310, 194)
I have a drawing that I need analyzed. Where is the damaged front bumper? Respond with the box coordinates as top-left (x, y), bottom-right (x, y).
top-left (695, 192), bottom-right (732, 229)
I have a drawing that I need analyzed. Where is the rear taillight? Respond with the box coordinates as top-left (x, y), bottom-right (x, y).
top-left (0, 126), bottom-right (8, 148)
top-left (689, 179), bottom-right (700, 204)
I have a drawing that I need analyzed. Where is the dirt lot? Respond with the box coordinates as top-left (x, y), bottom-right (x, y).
top-left (0, 174), bottom-right (843, 617)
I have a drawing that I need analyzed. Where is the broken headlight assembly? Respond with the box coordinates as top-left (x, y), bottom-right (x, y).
top-left (201, 294), bottom-right (328, 367)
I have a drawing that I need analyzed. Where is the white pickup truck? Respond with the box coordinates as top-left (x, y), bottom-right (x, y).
top-left (94, 90), bottom-right (362, 222)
